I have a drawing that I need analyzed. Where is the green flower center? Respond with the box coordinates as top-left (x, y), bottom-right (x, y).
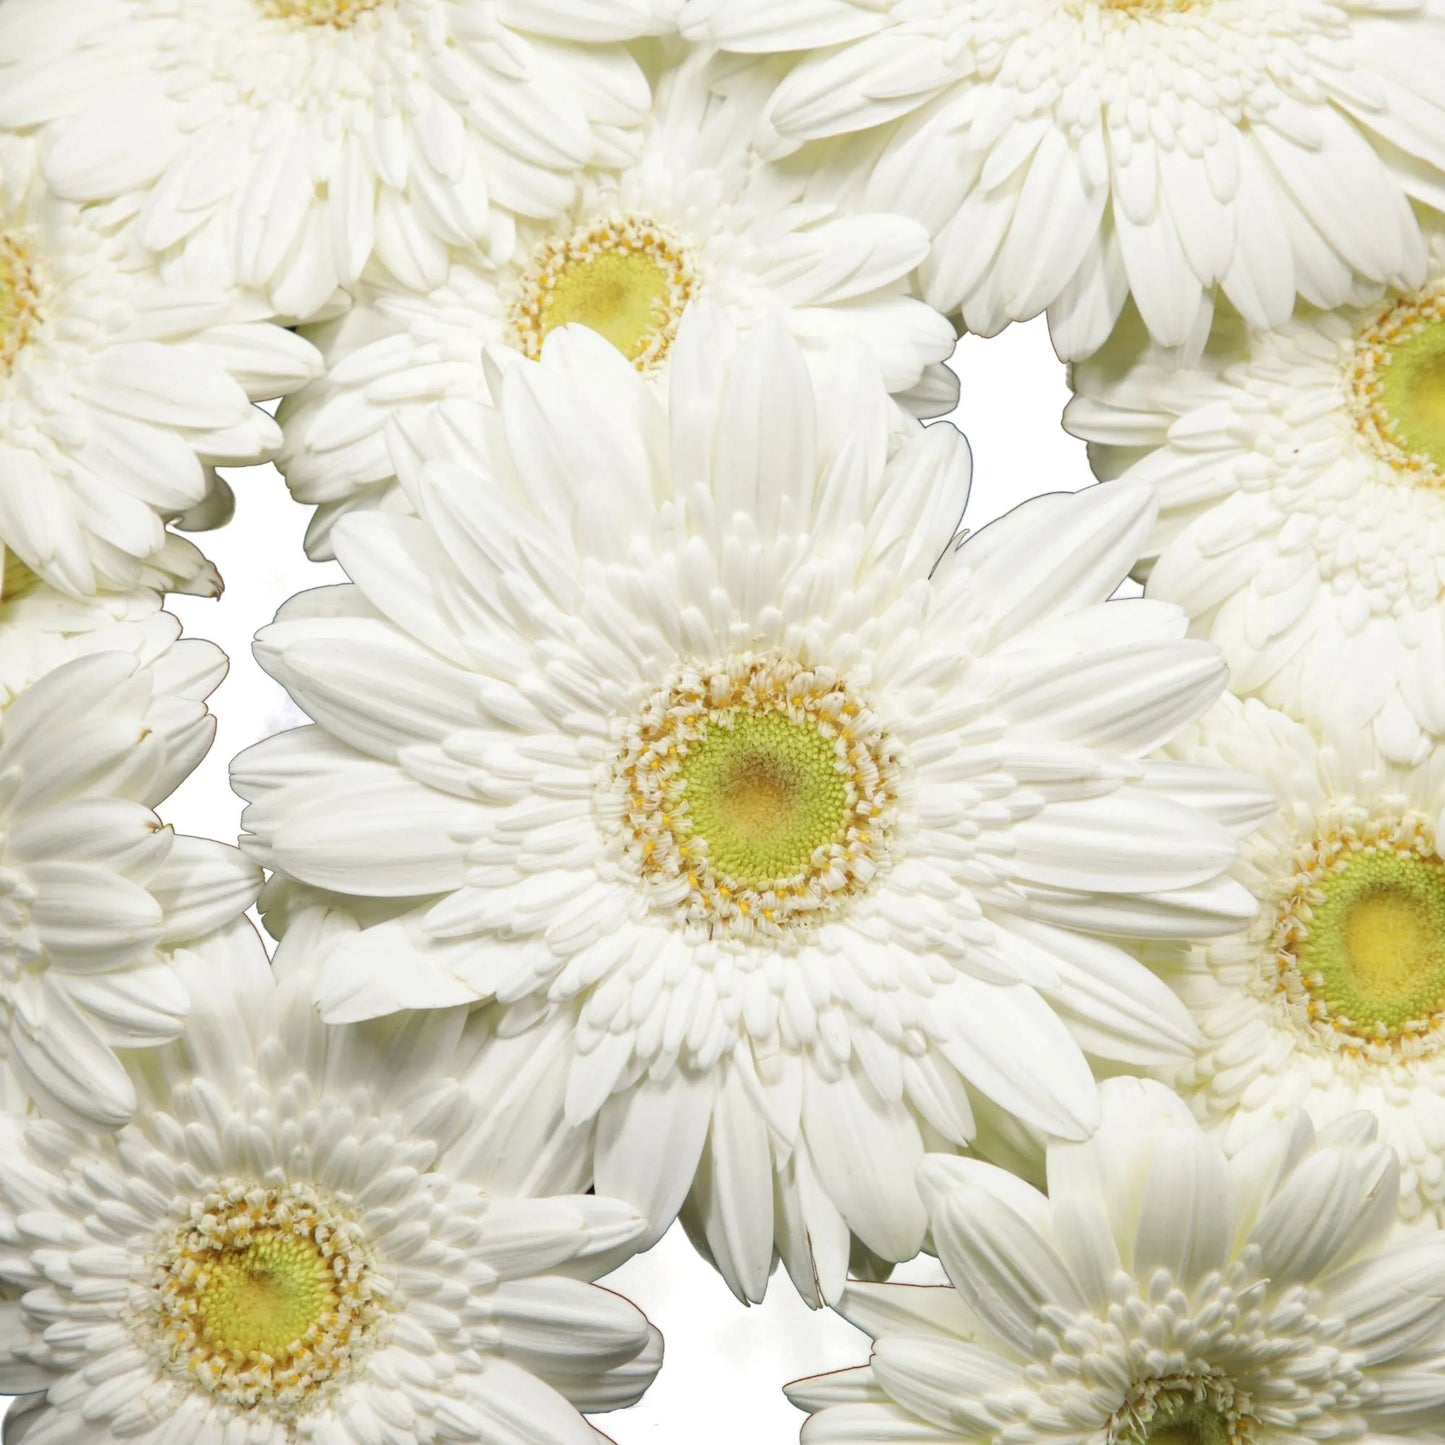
top-left (511, 217), bottom-right (698, 372)
top-left (1142, 1400), bottom-right (1232, 1445)
top-left (258, 0), bottom-right (387, 23)
top-left (1348, 288), bottom-right (1445, 486)
top-left (0, 233), bottom-right (42, 376)
top-left (678, 711), bottom-right (851, 887)
top-left (610, 653), bottom-right (902, 941)
top-left (1112, 1378), bottom-right (1251, 1445)
top-left (148, 1183), bottom-right (382, 1416)
top-left (1267, 811), bottom-right (1445, 1057)
top-left (195, 1231), bottom-right (339, 1356)
top-left (1294, 850), bottom-right (1445, 1040)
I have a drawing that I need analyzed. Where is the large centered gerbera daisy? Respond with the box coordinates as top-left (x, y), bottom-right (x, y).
top-left (1068, 227), bottom-right (1445, 766)
top-left (0, 0), bottom-right (675, 320)
top-left (0, 641), bottom-right (260, 1132)
top-left (0, 138), bottom-right (317, 597)
top-left (233, 315), bottom-right (1263, 1304)
top-left (1153, 695), bottom-right (1445, 1231)
top-left (683, 0), bottom-right (1445, 358)
top-left (0, 911), bottom-right (661, 1444)
top-left (789, 1077), bottom-right (1445, 1445)
top-left (278, 56), bottom-right (959, 556)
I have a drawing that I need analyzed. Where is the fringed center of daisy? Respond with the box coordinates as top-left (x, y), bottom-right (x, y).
top-left (608, 653), bottom-right (901, 941)
top-left (509, 215), bottom-right (699, 372)
top-left (1111, 1376), bottom-right (1253, 1445)
top-left (0, 233), bottom-right (43, 376)
top-left (1347, 284), bottom-right (1445, 487)
top-left (257, 0), bottom-right (389, 25)
top-left (1098, 0), bottom-right (1203, 12)
top-left (147, 1182), bottom-right (383, 1416)
top-left (1268, 809), bottom-right (1445, 1059)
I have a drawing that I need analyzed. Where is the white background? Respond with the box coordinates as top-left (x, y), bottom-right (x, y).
top-left (153, 318), bottom-right (1093, 1444)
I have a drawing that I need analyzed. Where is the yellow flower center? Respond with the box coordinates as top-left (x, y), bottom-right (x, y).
top-left (510, 216), bottom-right (699, 372)
top-left (1347, 285), bottom-right (1445, 487)
top-left (1269, 811), bottom-right (1445, 1057)
top-left (609, 653), bottom-right (901, 941)
top-left (679, 711), bottom-right (851, 887)
top-left (0, 232), bottom-right (43, 377)
top-left (257, 0), bottom-right (387, 24)
top-left (147, 1183), bottom-right (382, 1416)
top-left (1112, 1377), bottom-right (1252, 1445)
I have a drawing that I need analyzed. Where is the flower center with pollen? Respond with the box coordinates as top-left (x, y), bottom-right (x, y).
top-left (608, 653), bottom-right (901, 940)
top-left (1111, 1377), bottom-right (1252, 1445)
top-left (257, 0), bottom-right (388, 24)
top-left (0, 233), bottom-right (43, 377)
top-left (146, 1182), bottom-right (383, 1415)
top-left (1268, 810), bottom-right (1445, 1059)
top-left (1347, 283), bottom-right (1445, 487)
top-left (509, 216), bottom-right (698, 371)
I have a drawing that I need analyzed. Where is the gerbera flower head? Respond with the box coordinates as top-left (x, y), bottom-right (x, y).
top-left (277, 53), bottom-right (959, 557)
top-left (0, 137), bottom-right (318, 597)
top-left (0, 0), bottom-right (677, 320)
top-left (0, 910), bottom-right (661, 1444)
top-left (0, 636), bottom-right (260, 1132)
top-left (0, 567), bottom-right (222, 711)
top-left (1155, 694), bottom-right (1445, 1230)
top-left (682, 0), bottom-right (1445, 358)
top-left (234, 311), bottom-right (1265, 1304)
top-left (1068, 226), bottom-right (1445, 766)
top-left (788, 1077), bottom-right (1445, 1445)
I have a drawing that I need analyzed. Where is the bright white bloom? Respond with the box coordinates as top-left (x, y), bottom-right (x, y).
top-left (0, 912), bottom-right (662, 1444)
top-left (789, 1077), bottom-right (1445, 1445)
top-left (1152, 695), bottom-right (1445, 1230)
top-left (235, 314), bottom-right (1263, 1304)
top-left (0, 137), bottom-right (317, 598)
top-left (0, 0), bottom-right (676, 322)
top-left (278, 55), bottom-right (958, 557)
top-left (683, 0), bottom-right (1445, 358)
top-left (1068, 228), bottom-right (1445, 765)
top-left (0, 564), bottom-right (220, 709)
top-left (0, 639), bottom-right (260, 1131)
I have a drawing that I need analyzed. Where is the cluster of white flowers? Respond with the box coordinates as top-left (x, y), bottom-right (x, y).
top-left (1, 1), bottom-right (1444, 1442)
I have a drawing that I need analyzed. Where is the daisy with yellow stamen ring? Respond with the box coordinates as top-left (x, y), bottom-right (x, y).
top-left (0, 136), bottom-right (316, 598)
top-left (0, 913), bottom-right (661, 1444)
top-left (789, 1079), bottom-right (1445, 1445)
top-left (1149, 694), bottom-right (1445, 1229)
top-left (235, 309), bottom-right (1265, 1307)
top-left (277, 55), bottom-right (958, 557)
top-left (683, 0), bottom-right (1445, 358)
top-left (0, 0), bottom-right (675, 321)
top-left (1067, 227), bottom-right (1445, 767)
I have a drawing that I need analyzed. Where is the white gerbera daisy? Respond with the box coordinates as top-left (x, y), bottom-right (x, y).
top-left (0, 641), bottom-right (260, 1132)
top-left (0, 137), bottom-right (318, 598)
top-left (234, 314), bottom-right (1264, 1305)
top-left (1067, 228), bottom-right (1445, 766)
top-left (683, 0), bottom-right (1445, 359)
top-left (277, 55), bottom-right (958, 557)
top-left (0, 564), bottom-right (220, 714)
top-left (0, 911), bottom-right (662, 1445)
top-left (789, 1077), bottom-right (1445, 1445)
top-left (0, 0), bottom-right (676, 322)
top-left (1150, 695), bottom-right (1445, 1230)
